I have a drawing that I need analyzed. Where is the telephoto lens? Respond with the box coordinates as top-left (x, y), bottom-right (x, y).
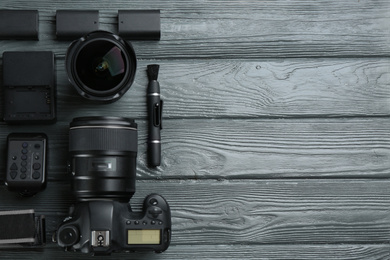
top-left (68, 117), bottom-right (138, 202)
top-left (66, 31), bottom-right (137, 102)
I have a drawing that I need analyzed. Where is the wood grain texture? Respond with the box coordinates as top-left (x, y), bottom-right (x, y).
top-left (0, 118), bottom-right (388, 180)
top-left (0, 179), bottom-right (389, 246)
top-left (0, 0), bottom-right (389, 58)
top-left (138, 118), bottom-right (390, 179)
top-left (20, 58), bottom-right (388, 120)
top-left (1, 244), bottom-right (389, 260)
top-left (1, 58), bottom-right (389, 122)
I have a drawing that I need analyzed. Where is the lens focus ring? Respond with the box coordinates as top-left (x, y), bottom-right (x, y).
top-left (69, 127), bottom-right (137, 153)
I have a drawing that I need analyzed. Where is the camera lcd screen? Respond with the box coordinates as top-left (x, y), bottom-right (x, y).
top-left (127, 229), bottom-right (161, 245)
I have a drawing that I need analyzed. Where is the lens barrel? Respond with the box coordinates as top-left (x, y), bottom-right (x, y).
top-left (66, 31), bottom-right (137, 103)
top-left (69, 117), bottom-right (137, 202)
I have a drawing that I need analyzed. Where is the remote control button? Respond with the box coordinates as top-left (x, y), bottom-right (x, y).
top-left (143, 221), bottom-right (147, 225)
top-left (10, 163), bottom-right (18, 170)
top-left (134, 221), bottom-right (139, 225)
top-left (151, 220), bottom-right (156, 225)
top-left (22, 142), bottom-right (28, 148)
top-left (158, 221), bottom-right (163, 225)
top-left (33, 163), bottom-right (41, 170)
top-left (126, 220), bottom-right (131, 225)
top-left (10, 171), bottom-right (17, 179)
top-left (20, 173), bottom-right (27, 179)
top-left (149, 198), bottom-right (158, 206)
top-left (21, 161), bottom-right (27, 167)
top-left (32, 171), bottom-right (40, 179)
top-left (21, 155), bottom-right (27, 160)
top-left (34, 155), bottom-right (40, 160)
top-left (21, 149), bottom-right (28, 154)
top-left (12, 156), bottom-right (17, 160)
top-left (34, 144), bottom-right (41, 149)
top-left (21, 167), bottom-right (27, 173)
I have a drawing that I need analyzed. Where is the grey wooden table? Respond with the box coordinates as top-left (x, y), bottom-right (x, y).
top-left (0, 1), bottom-right (389, 259)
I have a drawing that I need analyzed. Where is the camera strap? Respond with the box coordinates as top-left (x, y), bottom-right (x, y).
top-left (0, 209), bottom-right (45, 248)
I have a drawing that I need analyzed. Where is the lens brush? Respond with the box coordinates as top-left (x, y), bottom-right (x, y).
top-left (146, 64), bottom-right (163, 167)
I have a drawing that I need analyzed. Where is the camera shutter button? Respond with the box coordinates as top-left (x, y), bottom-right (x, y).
top-left (148, 206), bottom-right (163, 218)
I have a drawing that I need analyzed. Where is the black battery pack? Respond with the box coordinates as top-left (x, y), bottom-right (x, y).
top-left (118, 10), bottom-right (161, 40)
top-left (2, 51), bottom-right (56, 124)
top-left (0, 10), bottom-right (39, 40)
top-left (56, 10), bottom-right (99, 40)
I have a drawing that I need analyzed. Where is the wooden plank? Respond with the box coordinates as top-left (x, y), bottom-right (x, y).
top-left (0, 0), bottom-right (389, 58)
top-left (160, 179), bottom-right (390, 245)
top-left (1, 118), bottom-right (387, 179)
top-left (119, 58), bottom-right (390, 118)
top-left (1, 58), bottom-right (387, 120)
top-left (0, 244), bottom-right (388, 260)
top-left (1, 179), bottom-right (389, 245)
top-left (139, 118), bottom-right (390, 179)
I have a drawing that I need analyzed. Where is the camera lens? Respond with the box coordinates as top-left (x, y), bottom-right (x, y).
top-left (58, 226), bottom-right (79, 247)
top-left (66, 31), bottom-right (136, 103)
top-left (69, 117), bottom-right (138, 202)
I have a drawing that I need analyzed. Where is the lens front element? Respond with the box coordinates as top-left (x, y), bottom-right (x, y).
top-left (76, 42), bottom-right (126, 92)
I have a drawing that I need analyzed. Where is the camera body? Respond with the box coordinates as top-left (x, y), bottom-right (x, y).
top-left (56, 194), bottom-right (171, 255)
top-left (54, 117), bottom-right (171, 255)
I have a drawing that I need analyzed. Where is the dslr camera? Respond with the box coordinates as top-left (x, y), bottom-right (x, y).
top-left (54, 117), bottom-right (171, 255)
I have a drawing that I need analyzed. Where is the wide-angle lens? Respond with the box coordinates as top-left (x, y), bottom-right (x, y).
top-left (66, 31), bottom-right (136, 102)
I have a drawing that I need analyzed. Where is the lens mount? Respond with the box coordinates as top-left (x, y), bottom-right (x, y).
top-left (66, 31), bottom-right (137, 103)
